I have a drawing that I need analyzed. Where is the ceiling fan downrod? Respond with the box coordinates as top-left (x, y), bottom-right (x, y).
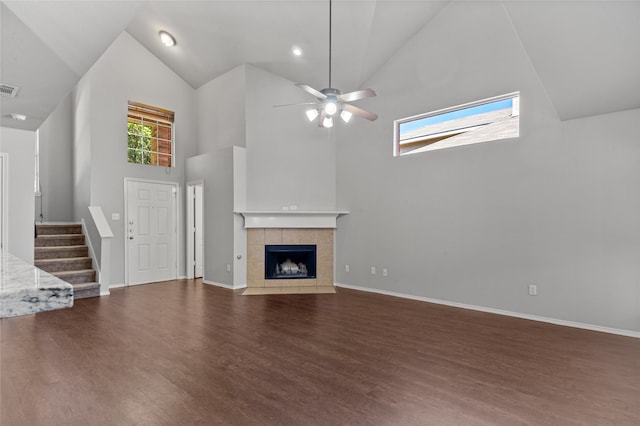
top-left (328, 0), bottom-right (332, 90)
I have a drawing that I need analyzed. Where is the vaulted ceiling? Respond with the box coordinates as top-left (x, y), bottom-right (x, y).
top-left (1, 1), bottom-right (639, 131)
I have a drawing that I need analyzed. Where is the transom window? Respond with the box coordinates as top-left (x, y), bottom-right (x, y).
top-left (394, 92), bottom-right (520, 156)
top-left (127, 101), bottom-right (174, 167)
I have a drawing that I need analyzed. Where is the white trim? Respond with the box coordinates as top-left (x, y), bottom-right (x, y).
top-left (235, 210), bottom-right (348, 228)
top-left (335, 283), bottom-right (640, 339)
top-left (393, 91), bottom-right (520, 157)
top-left (80, 218), bottom-right (110, 296)
top-left (203, 279), bottom-right (246, 290)
top-left (396, 91), bottom-right (520, 126)
top-left (186, 184), bottom-right (195, 280)
top-left (124, 178), bottom-right (180, 286)
top-left (81, 218), bottom-right (100, 276)
top-left (88, 206), bottom-right (114, 238)
top-left (109, 283), bottom-right (126, 289)
top-left (186, 180), bottom-right (204, 280)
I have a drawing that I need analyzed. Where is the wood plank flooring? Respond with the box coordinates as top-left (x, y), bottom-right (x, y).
top-left (1, 280), bottom-right (639, 425)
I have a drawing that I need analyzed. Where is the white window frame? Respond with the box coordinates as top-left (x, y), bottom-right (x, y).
top-left (394, 92), bottom-right (520, 157)
top-left (127, 101), bottom-right (175, 168)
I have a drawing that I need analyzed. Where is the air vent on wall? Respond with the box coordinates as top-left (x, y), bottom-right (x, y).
top-left (0, 84), bottom-right (20, 98)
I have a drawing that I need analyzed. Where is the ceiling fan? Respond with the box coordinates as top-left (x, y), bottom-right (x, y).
top-left (277, 0), bottom-right (378, 128)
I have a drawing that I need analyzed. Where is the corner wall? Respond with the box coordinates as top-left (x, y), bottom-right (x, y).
top-left (71, 31), bottom-right (197, 286)
top-left (186, 148), bottom-right (238, 287)
top-left (335, 1), bottom-right (640, 333)
top-left (244, 65), bottom-right (336, 211)
top-left (38, 92), bottom-right (74, 222)
top-left (0, 126), bottom-right (36, 263)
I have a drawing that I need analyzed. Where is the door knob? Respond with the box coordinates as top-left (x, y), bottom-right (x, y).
top-left (129, 236), bottom-right (134, 240)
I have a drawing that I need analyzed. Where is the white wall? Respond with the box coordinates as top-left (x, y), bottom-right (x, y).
top-left (38, 92), bottom-right (74, 222)
top-left (71, 32), bottom-right (197, 286)
top-left (72, 74), bottom-right (92, 225)
top-left (186, 149), bottom-right (236, 287)
top-left (0, 126), bottom-right (36, 263)
top-left (196, 64), bottom-right (246, 153)
top-left (335, 1), bottom-right (640, 333)
top-left (244, 65), bottom-right (336, 211)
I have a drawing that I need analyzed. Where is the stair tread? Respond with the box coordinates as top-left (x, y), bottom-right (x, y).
top-left (51, 269), bottom-right (95, 276)
top-left (36, 245), bottom-right (87, 249)
top-left (36, 256), bottom-right (91, 263)
top-left (36, 234), bottom-right (84, 238)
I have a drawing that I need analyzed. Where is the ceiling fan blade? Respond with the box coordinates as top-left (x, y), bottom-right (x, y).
top-left (273, 102), bottom-right (317, 108)
top-left (296, 84), bottom-right (328, 100)
top-left (343, 103), bottom-right (378, 121)
top-left (338, 88), bottom-right (377, 103)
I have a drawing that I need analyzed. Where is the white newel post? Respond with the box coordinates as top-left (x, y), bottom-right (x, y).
top-left (88, 206), bottom-right (115, 296)
top-left (99, 235), bottom-right (112, 295)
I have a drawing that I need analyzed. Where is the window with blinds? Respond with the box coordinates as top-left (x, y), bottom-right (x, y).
top-left (127, 101), bottom-right (175, 167)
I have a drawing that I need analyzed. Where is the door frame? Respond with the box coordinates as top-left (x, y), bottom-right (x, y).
top-left (124, 177), bottom-right (180, 286)
top-left (186, 180), bottom-right (204, 279)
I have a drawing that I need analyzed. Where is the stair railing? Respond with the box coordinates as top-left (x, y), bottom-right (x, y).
top-left (85, 206), bottom-right (114, 296)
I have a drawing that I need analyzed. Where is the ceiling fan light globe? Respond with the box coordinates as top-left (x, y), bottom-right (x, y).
top-left (306, 109), bottom-right (319, 121)
top-left (322, 116), bottom-right (334, 128)
top-left (324, 101), bottom-right (338, 116)
top-left (340, 110), bottom-right (353, 123)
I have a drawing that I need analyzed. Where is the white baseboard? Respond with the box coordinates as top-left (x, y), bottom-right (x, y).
top-left (203, 279), bottom-right (247, 290)
top-left (109, 283), bottom-right (126, 289)
top-left (335, 283), bottom-right (640, 339)
top-left (100, 290), bottom-right (111, 296)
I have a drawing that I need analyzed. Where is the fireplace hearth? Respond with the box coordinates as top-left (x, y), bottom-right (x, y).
top-left (265, 245), bottom-right (316, 280)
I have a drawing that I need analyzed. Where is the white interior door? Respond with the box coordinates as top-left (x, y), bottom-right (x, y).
top-left (126, 180), bottom-right (177, 285)
top-left (194, 184), bottom-right (204, 278)
top-left (187, 183), bottom-right (204, 279)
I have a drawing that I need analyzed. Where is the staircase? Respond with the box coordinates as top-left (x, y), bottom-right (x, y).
top-left (34, 224), bottom-right (100, 299)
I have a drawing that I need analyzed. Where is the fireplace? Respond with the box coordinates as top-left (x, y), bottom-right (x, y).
top-left (242, 226), bottom-right (339, 295)
top-left (265, 245), bottom-right (316, 280)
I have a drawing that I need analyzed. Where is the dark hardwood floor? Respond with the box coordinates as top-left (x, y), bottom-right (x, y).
top-left (1, 280), bottom-right (639, 425)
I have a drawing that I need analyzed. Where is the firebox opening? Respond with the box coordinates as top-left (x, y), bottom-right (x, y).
top-left (265, 244), bottom-right (317, 280)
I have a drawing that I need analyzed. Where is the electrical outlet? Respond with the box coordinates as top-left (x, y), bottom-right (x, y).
top-left (370, 267), bottom-right (376, 275)
top-left (226, 264), bottom-right (231, 272)
top-left (111, 213), bottom-right (120, 221)
top-left (528, 284), bottom-right (537, 296)
top-left (345, 264), bottom-right (350, 272)
top-left (382, 268), bottom-right (388, 277)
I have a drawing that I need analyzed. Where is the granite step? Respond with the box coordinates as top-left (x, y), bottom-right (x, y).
top-left (35, 245), bottom-right (89, 260)
top-left (35, 257), bottom-right (93, 273)
top-left (51, 269), bottom-right (96, 285)
top-left (72, 282), bottom-right (101, 299)
top-left (35, 234), bottom-right (85, 247)
top-left (35, 223), bottom-right (83, 236)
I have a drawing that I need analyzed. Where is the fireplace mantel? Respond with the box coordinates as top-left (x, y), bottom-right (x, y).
top-left (235, 210), bottom-right (348, 229)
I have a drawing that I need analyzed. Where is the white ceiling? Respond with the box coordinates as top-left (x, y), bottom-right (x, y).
top-left (1, 0), bottom-right (639, 131)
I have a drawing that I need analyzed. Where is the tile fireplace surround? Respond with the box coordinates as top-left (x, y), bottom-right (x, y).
top-left (239, 211), bottom-right (346, 295)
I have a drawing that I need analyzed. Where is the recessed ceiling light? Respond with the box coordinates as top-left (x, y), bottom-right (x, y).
top-left (292, 46), bottom-right (303, 57)
top-left (159, 30), bottom-right (176, 47)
